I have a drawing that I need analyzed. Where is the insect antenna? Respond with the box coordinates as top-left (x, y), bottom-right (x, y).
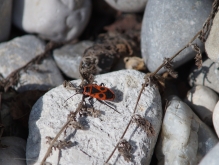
top-left (97, 99), bottom-right (120, 114)
top-left (64, 93), bottom-right (80, 103)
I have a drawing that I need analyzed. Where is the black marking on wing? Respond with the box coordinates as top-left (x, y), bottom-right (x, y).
top-left (105, 90), bottom-right (114, 99)
top-left (91, 87), bottom-right (101, 94)
top-left (99, 93), bottom-right (104, 98)
top-left (85, 87), bottom-right (90, 93)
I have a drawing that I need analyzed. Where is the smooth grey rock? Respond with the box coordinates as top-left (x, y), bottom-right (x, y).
top-left (0, 35), bottom-right (64, 91)
top-left (185, 85), bottom-right (218, 126)
top-left (0, 137), bottom-right (26, 165)
top-left (189, 58), bottom-right (219, 93)
top-left (213, 101), bottom-right (219, 138)
top-left (205, 11), bottom-right (219, 63)
top-left (199, 143), bottom-right (219, 165)
top-left (26, 70), bottom-right (162, 165)
top-left (141, 0), bottom-right (212, 73)
top-left (0, 0), bottom-right (12, 42)
top-left (53, 41), bottom-right (94, 79)
top-left (13, 0), bottom-right (91, 42)
top-left (105, 0), bottom-right (147, 12)
top-left (156, 96), bottom-right (218, 165)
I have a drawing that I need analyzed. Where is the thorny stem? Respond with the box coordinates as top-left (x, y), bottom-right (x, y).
top-left (106, 30), bottom-right (202, 163)
top-left (40, 100), bottom-right (84, 165)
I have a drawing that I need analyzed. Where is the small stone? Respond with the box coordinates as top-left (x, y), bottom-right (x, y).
top-left (205, 11), bottom-right (219, 63)
top-left (26, 70), bottom-right (162, 165)
top-left (141, 0), bottom-right (212, 73)
top-left (156, 96), bottom-right (218, 165)
top-left (0, 35), bottom-right (64, 92)
top-left (185, 85), bottom-right (218, 126)
top-left (105, 0), bottom-right (147, 12)
top-left (199, 143), bottom-right (219, 165)
top-left (53, 41), bottom-right (94, 79)
top-left (0, 0), bottom-right (12, 42)
top-left (13, 0), bottom-right (91, 42)
top-left (213, 101), bottom-right (219, 138)
top-left (189, 58), bottom-right (219, 93)
top-left (0, 136), bottom-right (26, 165)
top-left (124, 57), bottom-right (147, 71)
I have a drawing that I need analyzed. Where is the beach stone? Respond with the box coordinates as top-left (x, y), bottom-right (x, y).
top-left (213, 101), bottom-right (219, 138)
top-left (185, 85), bottom-right (218, 126)
top-left (0, 0), bottom-right (12, 42)
top-left (141, 0), bottom-right (212, 73)
top-left (199, 143), bottom-right (219, 165)
top-left (205, 11), bottom-right (219, 63)
top-left (13, 0), bottom-right (91, 42)
top-left (53, 40), bottom-right (94, 79)
top-left (26, 70), bottom-right (162, 165)
top-left (105, 0), bottom-right (147, 12)
top-left (189, 58), bottom-right (219, 93)
top-left (0, 136), bottom-right (26, 165)
top-left (156, 96), bottom-right (218, 165)
top-left (0, 35), bottom-right (64, 92)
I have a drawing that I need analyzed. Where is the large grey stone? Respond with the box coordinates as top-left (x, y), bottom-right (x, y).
top-left (213, 101), bottom-right (219, 138)
top-left (53, 41), bottom-right (94, 79)
top-left (0, 0), bottom-right (12, 42)
top-left (141, 0), bottom-right (212, 73)
top-left (185, 85), bottom-right (218, 126)
top-left (0, 137), bottom-right (26, 165)
top-left (156, 96), bottom-right (218, 165)
top-left (189, 58), bottom-right (219, 93)
top-left (199, 143), bottom-right (219, 165)
top-left (0, 35), bottom-right (64, 91)
top-left (13, 0), bottom-right (91, 42)
top-left (26, 70), bottom-right (162, 165)
top-left (105, 0), bottom-right (147, 12)
top-left (205, 11), bottom-right (219, 63)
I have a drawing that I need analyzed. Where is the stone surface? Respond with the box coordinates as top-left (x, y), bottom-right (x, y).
top-left (0, 35), bottom-right (64, 92)
top-left (185, 85), bottom-right (218, 126)
top-left (105, 0), bottom-right (147, 12)
top-left (213, 101), bottom-right (219, 138)
top-left (199, 143), bottom-right (219, 165)
top-left (0, 0), bottom-right (12, 42)
top-left (141, 0), bottom-right (212, 73)
top-left (156, 96), bottom-right (218, 165)
top-left (53, 40), bottom-right (94, 79)
top-left (26, 70), bottom-right (162, 165)
top-left (0, 137), bottom-right (26, 165)
top-left (205, 11), bottom-right (219, 63)
top-left (189, 58), bottom-right (219, 93)
top-left (13, 0), bottom-right (91, 42)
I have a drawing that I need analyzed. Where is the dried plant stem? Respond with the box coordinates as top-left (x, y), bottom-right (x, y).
top-left (106, 29), bottom-right (202, 163)
top-left (40, 100), bottom-right (84, 165)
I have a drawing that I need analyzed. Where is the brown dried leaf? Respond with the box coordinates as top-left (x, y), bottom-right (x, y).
top-left (46, 136), bottom-right (72, 151)
top-left (118, 139), bottom-right (132, 162)
top-left (190, 44), bottom-right (202, 69)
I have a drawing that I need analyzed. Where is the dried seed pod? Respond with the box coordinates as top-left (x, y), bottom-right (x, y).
top-left (118, 139), bottom-right (132, 162)
top-left (190, 44), bottom-right (202, 69)
top-left (132, 114), bottom-right (155, 136)
top-left (163, 58), bottom-right (178, 78)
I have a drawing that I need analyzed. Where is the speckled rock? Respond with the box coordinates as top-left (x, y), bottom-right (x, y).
top-left (53, 41), bottom-right (94, 79)
top-left (205, 11), bottom-right (219, 63)
top-left (26, 70), bottom-right (162, 165)
top-left (213, 101), bottom-right (219, 138)
top-left (0, 35), bottom-right (64, 92)
top-left (13, 0), bottom-right (91, 42)
top-left (141, 0), bottom-right (212, 73)
top-left (105, 0), bottom-right (147, 12)
top-left (189, 58), bottom-right (219, 93)
top-left (0, 137), bottom-right (26, 165)
top-left (0, 0), bottom-right (12, 42)
top-left (156, 96), bottom-right (218, 165)
top-left (185, 85), bottom-right (218, 126)
top-left (199, 143), bottom-right (219, 165)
